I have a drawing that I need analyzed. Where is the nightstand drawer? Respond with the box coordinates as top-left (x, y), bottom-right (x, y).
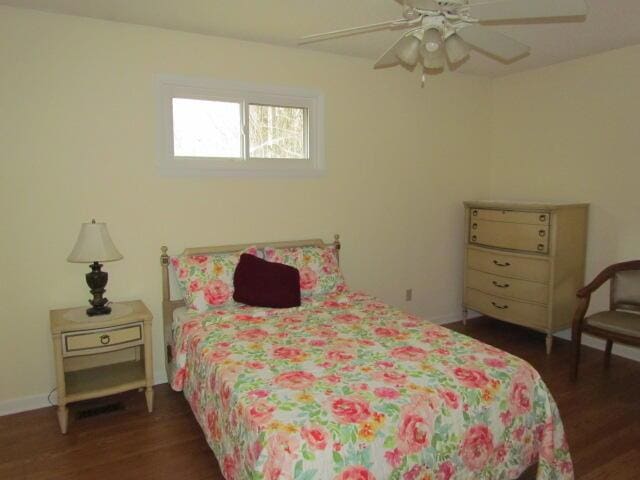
top-left (62, 322), bottom-right (143, 357)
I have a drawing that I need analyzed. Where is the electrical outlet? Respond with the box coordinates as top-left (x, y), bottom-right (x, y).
top-left (405, 289), bottom-right (413, 301)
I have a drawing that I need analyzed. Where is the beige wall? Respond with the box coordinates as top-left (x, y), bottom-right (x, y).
top-left (490, 44), bottom-right (640, 316)
top-left (0, 7), bottom-right (492, 405)
top-left (7, 4), bottom-right (637, 409)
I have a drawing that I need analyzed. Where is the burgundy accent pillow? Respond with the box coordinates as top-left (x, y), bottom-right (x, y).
top-left (233, 253), bottom-right (301, 308)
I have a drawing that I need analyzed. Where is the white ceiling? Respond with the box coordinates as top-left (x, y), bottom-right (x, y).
top-left (3, 0), bottom-right (640, 77)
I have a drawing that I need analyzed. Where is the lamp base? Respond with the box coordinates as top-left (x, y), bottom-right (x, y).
top-left (86, 304), bottom-right (112, 317)
top-left (85, 261), bottom-right (111, 317)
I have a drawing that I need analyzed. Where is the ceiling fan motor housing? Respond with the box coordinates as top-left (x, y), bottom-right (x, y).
top-left (409, 0), bottom-right (468, 13)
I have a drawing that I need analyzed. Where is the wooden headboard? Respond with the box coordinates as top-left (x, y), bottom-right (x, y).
top-left (159, 235), bottom-right (341, 380)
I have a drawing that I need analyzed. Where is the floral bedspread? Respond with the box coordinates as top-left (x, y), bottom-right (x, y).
top-left (170, 291), bottom-right (573, 480)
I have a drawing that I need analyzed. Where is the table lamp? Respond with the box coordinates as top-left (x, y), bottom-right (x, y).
top-left (67, 219), bottom-right (123, 316)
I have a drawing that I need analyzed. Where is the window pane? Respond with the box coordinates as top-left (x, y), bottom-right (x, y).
top-left (249, 104), bottom-right (306, 159)
top-left (172, 98), bottom-right (242, 158)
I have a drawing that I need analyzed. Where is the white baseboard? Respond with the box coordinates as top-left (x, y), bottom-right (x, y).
top-left (0, 373), bottom-right (170, 417)
top-left (427, 313), bottom-right (463, 325)
top-left (426, 309), bottom-right (483, 325)
top-left (438, 311), bottom-right (640, 362)
top-left (1, 309), bottom-right (467, 417)
top-left (0, 392), bottom-right (53, 417)
top-left (5, 316), bottom-right (635, 418)
top-left (554, 329), bottom-right (640, 362)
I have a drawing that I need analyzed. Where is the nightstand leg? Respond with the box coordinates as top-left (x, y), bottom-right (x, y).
top-left (57, 405), bottom-right (68, 434)
top-left (145, 387), bottom-right (154, 413)
top-left (546, 334), bottom-right (553, 355)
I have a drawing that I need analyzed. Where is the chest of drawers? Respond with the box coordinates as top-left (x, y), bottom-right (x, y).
top-left (463, 201), bottom-right (589, 354)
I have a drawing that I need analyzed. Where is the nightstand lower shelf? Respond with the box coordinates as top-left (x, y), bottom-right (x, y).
top-left (65, 360), bottom-right (146, 403)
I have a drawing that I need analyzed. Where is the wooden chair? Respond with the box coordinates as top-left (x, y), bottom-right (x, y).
top-left (571, 260), bottom-right (640, 380)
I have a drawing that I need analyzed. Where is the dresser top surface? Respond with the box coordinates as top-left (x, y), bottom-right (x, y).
top-left (464, 200), bottom-right (589, 212)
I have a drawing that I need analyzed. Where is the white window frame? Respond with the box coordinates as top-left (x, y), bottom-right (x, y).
top-left (156, 75), bottom-right (325, 177)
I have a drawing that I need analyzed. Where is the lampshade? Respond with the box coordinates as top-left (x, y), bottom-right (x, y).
top-left (445, 34), bottom-right (471, 64)
top-left (422, 49), bottom-right (445, 69)
top-left (67, 220), bottom-right (123, 263)
top-left (422, 28), bottom-right (443, 54)
top-left (395, 35), bottom-right (421, 66)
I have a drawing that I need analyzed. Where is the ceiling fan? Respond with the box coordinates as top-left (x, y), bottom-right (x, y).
top-left (299, 0), bottom-right (588, 85)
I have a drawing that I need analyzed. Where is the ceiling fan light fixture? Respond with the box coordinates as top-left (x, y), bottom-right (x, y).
top-left (422, 28), bottom-right (442, 53)
top-left (394, 35), bottom-right (421, 66)
top-left (445, 33), bottom-right (470, 64)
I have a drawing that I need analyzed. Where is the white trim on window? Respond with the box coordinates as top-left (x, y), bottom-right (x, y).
top-left (155, 75), bottom-right (325, 177)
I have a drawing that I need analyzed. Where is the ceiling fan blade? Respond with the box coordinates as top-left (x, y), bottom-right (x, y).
top-left (374, 36), bottom-right (407, 69)
top-left (404, 0), bottom-right (440, 10)
top-left (299, 19), bottom-right (412, 45)
top-left (457, 25), bottom-right (530, 61)
top-left (469, 0), bottom-right (587, 22)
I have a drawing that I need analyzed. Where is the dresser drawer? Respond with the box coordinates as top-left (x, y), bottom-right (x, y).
top-left (466, 268), bottom-right (548, 305)
top-left (469, 219), bottom-right (549, 253)
top-left (62, 322), bottom-right (143, 357)
top-left (467, 247), bottom-right (550, 283)
top-left (470, 208), bottom-right (550, 226)
top-left (465, 288), bottom-right (548, 330)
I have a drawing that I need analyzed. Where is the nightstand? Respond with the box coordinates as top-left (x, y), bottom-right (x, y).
top-left (50, 300), bottom-right (154, 433)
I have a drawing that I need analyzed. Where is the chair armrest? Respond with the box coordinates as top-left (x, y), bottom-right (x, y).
top-left (571, 295), bottom-right (591, 334)
top-left (577, 279), bottom-right (606, 299)
top-left (578, 267), bottom-right (615, 298)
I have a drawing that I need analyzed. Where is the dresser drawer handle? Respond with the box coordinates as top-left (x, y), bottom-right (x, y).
top-left (472, 223), bottom-right (478, 230)
top-left (493, 260), bottom-right (511, 267)
top-left (539, 230), bottom-right (546, 237)
top-left (492, 281), bottom-right (510, 288)
top-left (471, 235), bottom-right (477, 242)
top-left (491, 301), bottom-right (509, 310)
top-left (472, 210), bottom-right (478, 217)
top-left (100, 334), bottom-right (111, 345)
top-left (539, 214), bottom-right (547, 222)
top-left (537, 244), bottom-right (545, 252)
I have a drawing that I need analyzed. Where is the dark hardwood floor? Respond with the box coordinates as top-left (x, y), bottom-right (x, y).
top-left (1, 317), bottom-right (638, 480)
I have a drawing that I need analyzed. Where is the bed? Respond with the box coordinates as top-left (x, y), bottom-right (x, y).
top-left (160, 237), bottom-right (573, 480)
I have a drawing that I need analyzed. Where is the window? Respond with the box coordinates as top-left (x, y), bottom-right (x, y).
top-left (156, 75), bottom-right (324, 176)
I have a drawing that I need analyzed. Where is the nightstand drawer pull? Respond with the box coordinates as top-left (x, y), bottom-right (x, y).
top-left (492, 281), bottom-right (510, 288)
top-left (491, 301), bottom-right (509, 310)
top-left (100, 334), bottom-right (111, 345)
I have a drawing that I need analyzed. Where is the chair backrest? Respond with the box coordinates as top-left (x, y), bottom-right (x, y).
top-left (612, 269), bottom-right (640, 312)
